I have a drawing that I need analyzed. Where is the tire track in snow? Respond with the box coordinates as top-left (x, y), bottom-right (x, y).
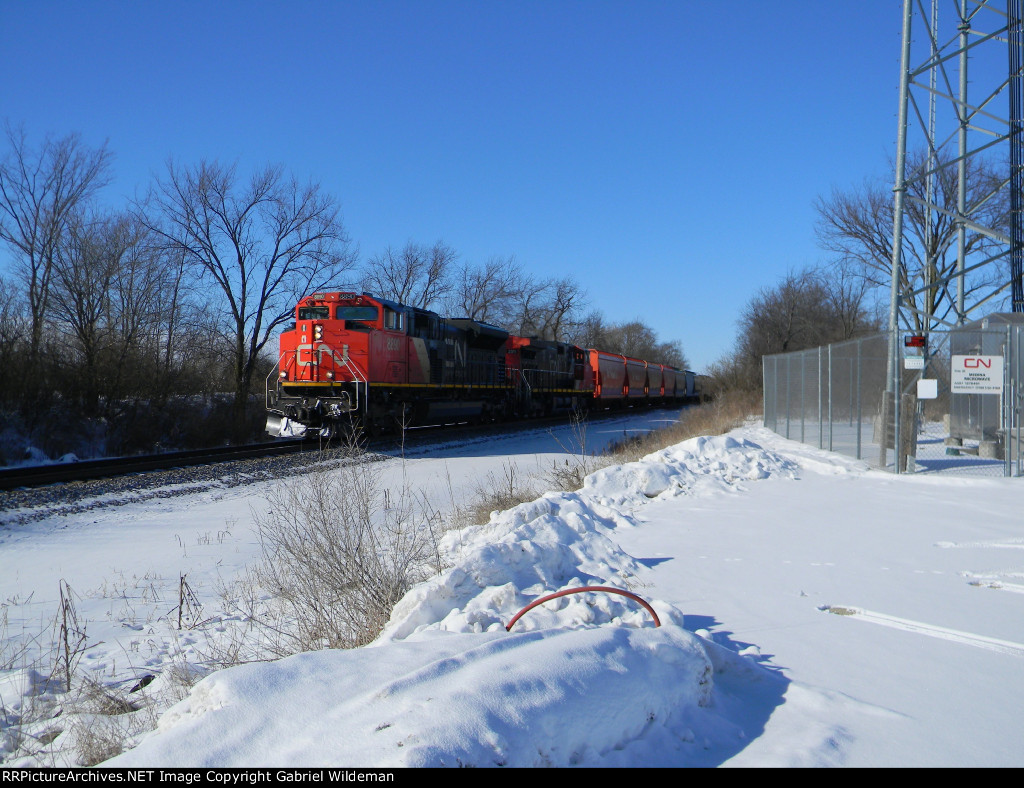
top-left (818, 605), bottom-right (1024, 658)
top-left (936, 537), bottom-right (1024, 550)
top-left (965, 577), bottom-right (1024, 595)
top-left (937, 540), bottom-right (1024, 596)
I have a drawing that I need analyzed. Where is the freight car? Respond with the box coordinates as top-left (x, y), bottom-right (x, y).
top-left (265, 291), bottom-right (694, 437)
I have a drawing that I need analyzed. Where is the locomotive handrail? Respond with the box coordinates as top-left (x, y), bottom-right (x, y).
top-left (266, 356), bottom-right (282, 411)
top-left (515, 369), bottom-right (534, 409)
top-left (517, 369), bottom-right (532, 395)
top-left (338, 353), bottom-right (369, 413)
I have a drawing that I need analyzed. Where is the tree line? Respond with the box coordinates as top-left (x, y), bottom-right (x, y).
top-left (0, 124), bottom-right (686, 462)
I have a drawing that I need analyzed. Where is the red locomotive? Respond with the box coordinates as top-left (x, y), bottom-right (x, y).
top-left (265, 291), bottom-right (696, 437)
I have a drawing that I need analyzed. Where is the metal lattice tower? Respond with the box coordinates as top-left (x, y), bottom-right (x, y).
top-left (884, 0), bottom-right (1024, 473)
top-left (889, 0), bottom-right (1024, 341)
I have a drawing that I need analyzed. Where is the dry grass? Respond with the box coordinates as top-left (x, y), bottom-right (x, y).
top-left (248, 451), bottom-right (445, 654)
top-left (64, 677), bottom-right (156, 766)
top-left (604, 390), bottom-right (762, 463)
top-left (1, 584), bottom-right (174, 767)
top-left (68, 715), bottom-right (127, 767)
top-left (542, 408), bottom-right (607, 491)
top-left (450, 461), bottom-right (544, 531)
top-left (452, 392), bottom-right (762, 529)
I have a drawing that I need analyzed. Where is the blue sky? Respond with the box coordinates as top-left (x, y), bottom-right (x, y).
top-left (0, 1), bottom-right (906, 370)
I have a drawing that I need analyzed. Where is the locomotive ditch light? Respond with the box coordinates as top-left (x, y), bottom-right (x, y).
top-left (279, 370), bottom-right (288, 380)
top-left (325, 371), bottom-right (334, 380)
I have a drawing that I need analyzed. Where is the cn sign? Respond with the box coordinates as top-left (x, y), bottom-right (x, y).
top-left (951, 355), bottom-right (1004, 393)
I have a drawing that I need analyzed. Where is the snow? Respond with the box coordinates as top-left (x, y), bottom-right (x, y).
top-left (2, 412), bottom-right (1023, 767)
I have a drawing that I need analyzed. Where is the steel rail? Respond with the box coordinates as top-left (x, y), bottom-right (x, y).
top-left (0, 440), bottom-right (309, 491)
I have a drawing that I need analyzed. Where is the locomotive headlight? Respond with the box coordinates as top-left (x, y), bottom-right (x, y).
top-left (313, 325), bottom-right (323, 340)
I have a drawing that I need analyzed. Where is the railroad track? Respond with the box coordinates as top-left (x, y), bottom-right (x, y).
top-left (0, 439), bottom-right (313, 491)
top-left (0, 421), bottom-right (510, 492)
top-left (0, 405), bottom-right (683, 494)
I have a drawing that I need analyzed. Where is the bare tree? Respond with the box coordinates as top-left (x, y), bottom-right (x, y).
top-left (566, 310), bottom-right (687, 367)
top-left (147, 243), bottom-right (192, 395)
top-left (738, 270), bottom-right (840, 358)
top-left (46, 210), bottom-right (175, 415)
top-left (145, 160), bottom-right (356, 434)
top-left (570, 310), bottom-right (609, 350)
top-left (0, 274), bottom-right (25, 405)
top-left (506, 274), bottom-right (584, 341)
top-left (446, 255), bottom-right (522, 323)
top-left (524, 276), bottom-right (586, 341)
top-left (0, 124), bottom-right (112, 361)
top-left (587, 318), bottom-right (688, 367)
top-left (815, 152), bottom-right (1006, 331)
top-left (653, 340), bottom-right (688, 369)
top-left (820, 257), bottom-right (879, 340)
top-left (362, 240), bottom-right (455, 309)
top-left (443, 260), bottom-right (586, 339)
top-left (49, 211), bottom-right (121, 414)
top-left (506, 270), bottom-right (548, 334)
top-left (717, 266), bottom-right (879, 392)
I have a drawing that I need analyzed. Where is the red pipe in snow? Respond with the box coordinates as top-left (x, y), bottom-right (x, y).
top-left (505, 586), bottom-right (661, 631)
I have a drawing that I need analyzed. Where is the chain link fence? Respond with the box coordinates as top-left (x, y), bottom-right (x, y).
top-left (763, 316), bottom-right (1024, 477)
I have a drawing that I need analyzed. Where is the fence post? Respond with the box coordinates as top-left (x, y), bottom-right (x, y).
top-left (818, 346), bottom-right (824, 449)
top-left (763, 357), bottom-right (768, 428)
top-left (801, 352), bottom-right (806, 444)
top-left (1017, 325), bottom-right (1022, 476)
top-left (849, 355), bottom-right (854, 427)
top-left (773, 356), bottom-right (779, 432)
top-left (786, 354), bottom-right (792, 439)
top-left (1006, 324), bottom-right (1013, 478)
top-left (828, 343), bottom-right (834, 452)
top-left (1017, 324), bottom-right (1022, 476)
top-left (856, 340), bottom-right (863, 460)
top-left (892, 324), bottom-right (901, 474)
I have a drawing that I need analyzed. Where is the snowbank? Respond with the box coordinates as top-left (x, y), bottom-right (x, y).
top-left (107, 428), bottom-right (803, 767)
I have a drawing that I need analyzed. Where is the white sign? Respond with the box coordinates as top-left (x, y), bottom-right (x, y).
top-left (917, 378), bottom-right (938, 399)
top-left (951, 355), bottom-right (1003, 394)
top-left (904, 356), bottom-right (925, 370)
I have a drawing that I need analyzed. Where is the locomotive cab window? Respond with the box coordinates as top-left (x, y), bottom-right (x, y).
top-left (298, 306), bottom-right (330, 320)
top-left (384, 308), bottom-right (404, 332)
top-left (335, 305), bottom-right (379, 330)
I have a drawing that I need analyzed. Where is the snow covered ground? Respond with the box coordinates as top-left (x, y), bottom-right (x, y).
top-left (2, 411), bottom-right (1023, 767)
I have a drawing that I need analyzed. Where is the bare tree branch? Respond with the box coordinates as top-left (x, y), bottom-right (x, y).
top-left (0, 123), bottom-right (112, 359)
top-left (144, 160), bottom-right (356, 432)
top-left (362, 240), bottom-right (455, 309)
top-left (815, 152), bottom-right (1007, 331)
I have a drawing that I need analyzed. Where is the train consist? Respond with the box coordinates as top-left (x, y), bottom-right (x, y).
top-left (265, 291), bottom-right (697, 437)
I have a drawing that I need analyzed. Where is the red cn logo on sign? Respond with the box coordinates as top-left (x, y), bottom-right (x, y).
top-left (963, 357), bottom-right (992, 369)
